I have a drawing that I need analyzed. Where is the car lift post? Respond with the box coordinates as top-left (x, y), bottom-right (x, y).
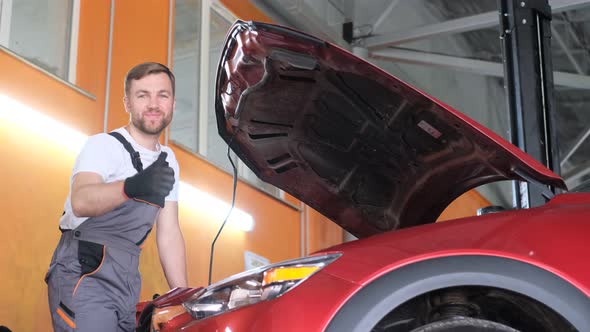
top-left (498, 0), bottom-right (561, 208)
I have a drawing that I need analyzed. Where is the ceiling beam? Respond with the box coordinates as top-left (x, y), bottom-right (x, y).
top-left (372, 0), bottom-right (400, 33)
top-left (563, 159), bottom-right (590, 188)
top-left (366, 11), bottom-right (497, 50)
top-left (248, 0), bottom-right (295, 27)
top-left (249, 0), bottom-right (347, 46)
top-left (370, 48), bottom-right (590, 89)
top-left (561, 126), bottom-right (590, 166)
top-left (551, 25), bottom-right (584, 74)
top-left (364, 0), bottom-right (590, 50)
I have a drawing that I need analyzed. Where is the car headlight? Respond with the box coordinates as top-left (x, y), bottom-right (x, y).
top-left (183, 253), bottom-right (341, 320)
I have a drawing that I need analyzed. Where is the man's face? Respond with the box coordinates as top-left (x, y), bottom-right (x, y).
top-left (124, 72), bottom-right (175, 136)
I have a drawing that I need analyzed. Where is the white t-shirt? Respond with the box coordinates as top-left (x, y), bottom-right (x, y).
top-left (59, 127), bottom-right (180, 230)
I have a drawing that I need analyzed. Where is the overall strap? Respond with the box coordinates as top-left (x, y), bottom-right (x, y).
top-left (108, 132), bottom-right (143, 172)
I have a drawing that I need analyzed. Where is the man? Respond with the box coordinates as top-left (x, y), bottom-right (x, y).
top-left (46, 62), bottom-right (187, 331)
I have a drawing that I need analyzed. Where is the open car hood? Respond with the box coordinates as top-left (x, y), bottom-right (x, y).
top-left (214, 21), bottom-right (566, 238)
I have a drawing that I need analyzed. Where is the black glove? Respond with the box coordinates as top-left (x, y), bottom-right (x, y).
top-left (124, 152), bottom-right (174, 208)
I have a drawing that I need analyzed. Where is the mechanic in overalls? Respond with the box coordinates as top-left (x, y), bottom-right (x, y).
top-left (46, 62), bottom-right (188, 331)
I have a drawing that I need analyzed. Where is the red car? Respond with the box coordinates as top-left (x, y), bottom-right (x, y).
top-left (137, 21), bottom-right (590, 332)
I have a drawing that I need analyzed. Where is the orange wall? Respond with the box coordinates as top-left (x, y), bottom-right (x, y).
top-left (0, 1), bottom-right (308, 330)
top-left (0, 1), bottom-right (110, 329)
top-left (438, 189), bottom-right (491, 221)
top-left (0, 51), bottom-right (101, 135)
top-left (106, 0), bottom-right (171, 132)
top-left (307, 207), bottom-right (345, 254)
top-left (220, 0), bottom-right (273, 23)
top-left (0, 115), bottom-right (81, 332)
top-left (76, 1), bottom-right (110, 100)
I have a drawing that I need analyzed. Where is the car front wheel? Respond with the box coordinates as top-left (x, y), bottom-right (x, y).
top-left (410, 317), bottom-right (519, 332)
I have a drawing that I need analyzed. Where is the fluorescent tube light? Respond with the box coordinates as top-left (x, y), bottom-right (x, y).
top-left (0, 94), bottom-right (87, 152)
top-left (180, 181), bottom-right (254, 232)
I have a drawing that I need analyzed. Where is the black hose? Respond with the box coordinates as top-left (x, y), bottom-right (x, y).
top-left (208, 132), bottom-right (239, 286)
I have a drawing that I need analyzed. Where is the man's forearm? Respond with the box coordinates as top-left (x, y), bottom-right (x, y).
top-left (156, 201), bottom-right (188, 288)
top-left (71, 180), bottom-right (127, 217)
top-left (158, 227), bottom-right (188, 288)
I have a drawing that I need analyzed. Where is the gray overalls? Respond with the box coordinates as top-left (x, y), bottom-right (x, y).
top-left (46, 132), bottom-right (159, 331)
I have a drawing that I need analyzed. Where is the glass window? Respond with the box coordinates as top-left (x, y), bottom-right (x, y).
top-left (206, 8), bottom-right (233, 172)
top-left (172, 1), bottom-right (283, 199)
top-left (240, 166), bottom-right (281, 198)
top-left (572, 178), bottom-right (590, 193)
top-left (171, 0), bottom-right (201, 153)
top-left (205, 7), bottom-right (280, 197)
top-left (0, 0), bottom-right (74, 79)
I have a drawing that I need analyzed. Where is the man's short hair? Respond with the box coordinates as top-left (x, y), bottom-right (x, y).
top-left (124, 62), bottom-right (176, 96)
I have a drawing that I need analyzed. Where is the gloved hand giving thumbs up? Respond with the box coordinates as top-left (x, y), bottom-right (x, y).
top-left (123, 152), bottom-right (175, 208)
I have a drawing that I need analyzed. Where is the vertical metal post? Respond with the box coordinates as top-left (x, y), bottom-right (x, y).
top-left (103, 0), bottom-right (115, 133)
top-left (198, 0), bottom-right (211, 156)
top-left (68, 0), bottom-right (81, 84)
top-left (165, 0), bottom-right (174, 145)
top-left (0, 0), bottom-right (13, 47)
top-left (498, 0), bottom-right (560, 208)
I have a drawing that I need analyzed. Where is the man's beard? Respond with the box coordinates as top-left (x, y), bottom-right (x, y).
top-left (132, 110), bottom-right (172, 135)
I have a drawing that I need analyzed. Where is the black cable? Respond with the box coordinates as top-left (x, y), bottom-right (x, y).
top-left (208, 132), bottom-right (239, 285)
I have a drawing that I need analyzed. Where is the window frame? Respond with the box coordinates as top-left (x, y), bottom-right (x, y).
top-left (0, 0), bottom-right (12, 46)
top-left (171, 0), bottom-right (286, 201)
top-left (0, 0), bottom-right (81, 85)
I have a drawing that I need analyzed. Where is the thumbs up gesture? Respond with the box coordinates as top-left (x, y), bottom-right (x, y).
top-left (123, 152), bottom-right (175, 207)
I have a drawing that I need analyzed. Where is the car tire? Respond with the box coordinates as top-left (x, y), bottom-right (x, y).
top-left (410, 317), bottom-right (519, 332)
top-left (136, 302), bottom-right (154, 332)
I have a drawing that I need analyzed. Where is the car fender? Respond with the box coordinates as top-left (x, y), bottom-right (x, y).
top-left (325, 255), bottom-right (590, 332)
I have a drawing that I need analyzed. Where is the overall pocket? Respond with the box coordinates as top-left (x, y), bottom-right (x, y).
top-left (78, 240), bottom-right (105, 276)
top-left (44, 264), bottom-right (56, 284)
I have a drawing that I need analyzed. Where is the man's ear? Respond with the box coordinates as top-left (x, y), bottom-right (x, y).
top-left (123, 96), bottom-right (130, 113)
